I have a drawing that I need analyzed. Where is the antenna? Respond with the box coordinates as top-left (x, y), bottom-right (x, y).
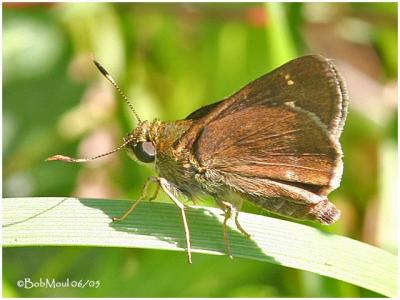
top-left (45, 136), bottom-right (134, 163)
top-left (93, 60), bottom-right (142, 124)
top-left (46, 61), bottom-right (140, 164)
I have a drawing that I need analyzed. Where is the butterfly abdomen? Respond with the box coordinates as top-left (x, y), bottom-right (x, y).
top-left (307, 199), bottom-right (340, 225)
top-left (245, 193), bottom-right (340, 225)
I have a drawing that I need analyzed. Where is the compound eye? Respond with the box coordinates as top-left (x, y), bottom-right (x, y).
top-left (133, 141), bottom-right (155, 163)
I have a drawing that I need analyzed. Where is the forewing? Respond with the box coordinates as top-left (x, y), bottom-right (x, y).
top-left (185, 100), bottom-right (222, 120)
top-left (194, 104), bottom-right (343, 194)
top-left (216, 55), bottom-right (348, 140)
top-left (176, 55), bottom-right (348, 153)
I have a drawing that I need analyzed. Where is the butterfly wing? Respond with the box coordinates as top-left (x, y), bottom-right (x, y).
top-left (194, 104), bottom-right (342, 195)
top-left (211, 55), bottom-right (348, 139)
top-left (185, 100), bottom-right (222, 120)
top-left (177, 55), bottom-right (347, 153)
top-left (188, 55), bottom-right (348, 196)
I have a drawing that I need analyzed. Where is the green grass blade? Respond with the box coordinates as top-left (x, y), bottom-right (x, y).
top-left (3, 197), bottom-right (397, 297)
top-left (264, 3), bottom-right (297, 67)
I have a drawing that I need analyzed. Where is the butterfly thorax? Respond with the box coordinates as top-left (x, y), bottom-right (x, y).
top-left (146, 119), bottom-right (212, 197)
top-left (125, 119), bottom-right (209, 196)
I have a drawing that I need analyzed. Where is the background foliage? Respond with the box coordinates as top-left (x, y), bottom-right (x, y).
top-left (3, 2), bottom-right (397, 297)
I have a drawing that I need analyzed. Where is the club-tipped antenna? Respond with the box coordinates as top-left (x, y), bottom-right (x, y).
top-left (93, 60), bottom-right (142, 124)
top-left (46, 136), bottom-right (134, 163)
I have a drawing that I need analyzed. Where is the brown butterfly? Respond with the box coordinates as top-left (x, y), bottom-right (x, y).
top-left (47, 55), bottom-right (348, 263)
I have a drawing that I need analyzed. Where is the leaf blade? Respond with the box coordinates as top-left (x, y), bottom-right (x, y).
top-left (3, 197), bottom-right (397, 297)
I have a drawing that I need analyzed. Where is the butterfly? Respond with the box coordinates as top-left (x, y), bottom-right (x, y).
top-left (47, 55), bottom-right (348, 263)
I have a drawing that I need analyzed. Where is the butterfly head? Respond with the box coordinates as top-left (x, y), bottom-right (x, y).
top-left (125, 121), bottom-right (156, 164)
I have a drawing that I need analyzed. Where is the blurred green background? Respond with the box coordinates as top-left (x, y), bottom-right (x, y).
top-left (2, 2), bottom-right (397, 297)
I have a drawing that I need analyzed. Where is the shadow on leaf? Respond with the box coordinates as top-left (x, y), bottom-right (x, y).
top-left (81, 198), bottom-right (280, 264)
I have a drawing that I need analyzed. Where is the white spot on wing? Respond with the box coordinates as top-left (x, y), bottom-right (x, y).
top-left (285, 101), bottom-right (295, 108)
top-left (285, 170), bottom-right (298, 181)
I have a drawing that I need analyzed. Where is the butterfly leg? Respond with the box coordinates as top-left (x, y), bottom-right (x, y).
top-left (112, 176), bottom-right (158, 222)
top-left (221, 202), bottom-right (234, 259)
top-left (234, 199), bottom-right (251, 238)
top-left (216, 199), bottom-right (251, 258)
top-left (234, 212), bottom-right (250, 237)
top-left (215, 199), bottom-right (235, 259)
top-left (158, 177), bottom-right (193, 264)
top-left (218, 199), bottom-right (251, 237)
top-left (147, 184), bottom-right (160, 202)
